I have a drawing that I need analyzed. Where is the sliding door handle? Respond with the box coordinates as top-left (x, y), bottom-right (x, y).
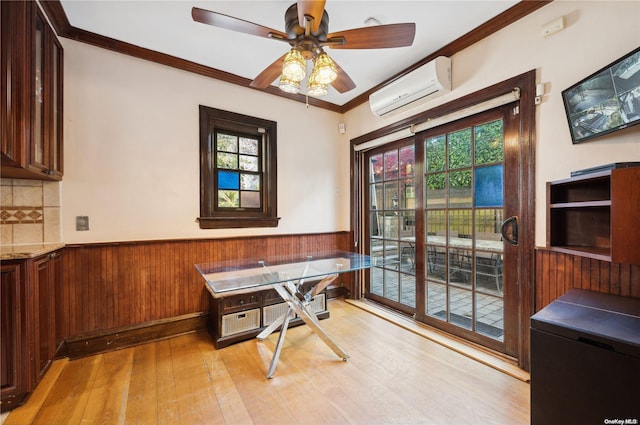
top-left (501, 216), bottom-right (518, 246)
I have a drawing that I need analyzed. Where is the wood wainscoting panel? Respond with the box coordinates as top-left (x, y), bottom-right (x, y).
top-left (535, 248), bottom-right (640, 311)
top-left (57, 232), bottom-right (351, 343)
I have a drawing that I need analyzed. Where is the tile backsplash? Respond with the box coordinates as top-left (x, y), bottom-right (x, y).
top-left (1, 178), bottom-right (61, 245)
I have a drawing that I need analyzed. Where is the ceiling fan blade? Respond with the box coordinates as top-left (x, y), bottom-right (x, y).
top-left (331, 60), bottom-right (356, 94)
top-left (192, 7), bottom-right (287, 39)
top-left (328, 23), bottom-right (416, 49)
top-left (249, 54), bottom-right (287, 89)
top-left (297, 1), bottom-right (326, 33)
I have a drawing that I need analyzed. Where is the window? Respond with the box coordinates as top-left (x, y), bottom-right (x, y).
top-left (199, 106), bottom-right (278, 229)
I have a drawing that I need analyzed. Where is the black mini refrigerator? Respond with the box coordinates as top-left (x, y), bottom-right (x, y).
top-left (530, 289), bottom-right (640, 425)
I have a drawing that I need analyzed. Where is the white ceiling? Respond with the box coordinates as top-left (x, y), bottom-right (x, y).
top-left (59, 1), bottom-right (519, 107)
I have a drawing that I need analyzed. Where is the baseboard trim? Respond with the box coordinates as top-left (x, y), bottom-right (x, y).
top-left (57, 312), bottom-right (208, 359)
top-left (346, 299), bottom-right (530, 382)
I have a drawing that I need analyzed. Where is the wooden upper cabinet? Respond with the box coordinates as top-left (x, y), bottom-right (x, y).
top-left (546, 167), bottom-right (640, 265)
top-left (1, 1), bottom-right (63, 181)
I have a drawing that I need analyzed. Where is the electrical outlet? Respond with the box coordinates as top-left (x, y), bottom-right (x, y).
top-left (542, 16), bottom-right (565, 37)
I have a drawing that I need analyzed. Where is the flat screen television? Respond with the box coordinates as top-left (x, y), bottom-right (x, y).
top-left (562, 47), bottom-right (640, 144)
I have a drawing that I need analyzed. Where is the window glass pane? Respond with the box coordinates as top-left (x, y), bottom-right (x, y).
top-left (474, 165), bottom-right (504, 207)
top-left (448, 287), bottom-right (473, 330)
top-left (34, 15), bottom-right (45, 164)
top-left (425, 210), bottom-right (446, 237)
top-left (217, 152), bottom-right (238, 169)
top-left (475, 119), bottom-right (504, 165)
top-left (218, 190), bottom-right (239, 207)
top-left (402, 179), bottom-right (415, 209)
top-left (399, 145), bottom-right (415, 177)
top-left (240, 174), bottom-right (260, 191)
top-left (370, 183), bottom-right (383, 210)
top-left (370, 208), bottom-right (382, 237)
top-left (384, 150), bottom-right (398, 180)
top-left (217, 133), bottom-right (237, 152)
top-left (384, 181), bottom-right (399, 210)
top-left (370, 154), bottom-right (383, 182)
top-left (239, 137), bottom-right (258, 155)
top-left (425, 173), bottom-right (446, 209)
top-left (448, 128), bottom-right (472, 169)
top-left (400, 210), bottom-right (415, 236)
top-left (240, 191), bottom-right (260, 208)
top-left (448, 170), bottom-right (472, 208)
top-left (426, 281), bottom-right (446, 316)
top-left (425, 135), bottom-right (445, 172)
top-left (475, 209), bottom-right (503, 241)
top-left (218, 171), bottom-right (239, 190)
top-left (239, 155), bottom-right (258, 171)
top-left (449, 209), bottom-right (472, 241)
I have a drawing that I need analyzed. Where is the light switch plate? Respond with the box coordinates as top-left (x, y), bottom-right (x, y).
top-left (76, 216), bottom-right (89, 231)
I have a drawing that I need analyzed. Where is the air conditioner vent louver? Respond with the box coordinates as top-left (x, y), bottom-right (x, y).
top-left (369, 56), bottom-right (451, 117)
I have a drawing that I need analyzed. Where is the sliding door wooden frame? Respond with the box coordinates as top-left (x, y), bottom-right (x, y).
top-left (350, 70), bottom-right (536, 370)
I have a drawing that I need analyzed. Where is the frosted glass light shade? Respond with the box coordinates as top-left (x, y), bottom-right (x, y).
top-left (311, 52), bottom-right (337, 85)
top-left (281, 49), bottom-right (306, 82)
top-left (279, 76), bottom-right (301, 93)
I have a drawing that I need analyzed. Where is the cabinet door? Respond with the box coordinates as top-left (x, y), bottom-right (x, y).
top-left (29, 8), bottom-right (63, 178)
top-left (1, 262), bottom-right (30, 409)
top-left (0, 1), bottom-right (29, 169)
top-left (32, 254), bottom-right (58, 381)
top-left (49, 32), bottom-right (63, 177)
top-left (0, 1), bottom-right (62, 180)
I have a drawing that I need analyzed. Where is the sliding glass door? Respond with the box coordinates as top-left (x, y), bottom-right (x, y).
top-left (364, 105), bottom-right (519, 355)
top-left (367, 141), bottom-right (416, 315)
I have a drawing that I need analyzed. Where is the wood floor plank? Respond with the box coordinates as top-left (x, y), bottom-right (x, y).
top-left (199, 337), bottom-right (255, 424)
top-left (168, 332), bottom-right (226, 424)
top-left (125, 340), bottom-right (159, 425)
top-left (75, 348), bottom-right (134, 425)
top-left (154, 339), bottom-right (181, 425)
top-left (219, 341), bottom-right (299, 424)
top-left (3, 358), bottom-right (68, 425)
top-left (32, 354), bottom-right (104, 425)
top-left (8, 299), bottom-right (530, 425)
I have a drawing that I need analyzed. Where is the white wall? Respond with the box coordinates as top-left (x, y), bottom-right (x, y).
top-left (62, 1), bottom-right (640, 245)
top-left (344, 0), bottom-right (640, 247)
top-left (62, 40), bottom-right (348, 243)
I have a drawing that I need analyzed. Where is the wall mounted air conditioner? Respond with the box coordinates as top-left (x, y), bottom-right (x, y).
top-left (369, 56), bottom-right (451, 117)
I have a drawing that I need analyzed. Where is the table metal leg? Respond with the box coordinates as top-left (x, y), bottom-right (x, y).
top-left (266, 307), bottom-right (294, 379)
top-left (256, 310), bottom-right (287, 340)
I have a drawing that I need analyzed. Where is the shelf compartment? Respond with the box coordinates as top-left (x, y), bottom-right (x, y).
top-left (549, 174), bottom-right (610, 204)
top-left (549, 206), bottom-right (610, 250)
top-left (546, 167), bottom-right (640, 265)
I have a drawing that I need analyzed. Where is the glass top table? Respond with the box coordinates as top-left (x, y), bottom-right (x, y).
top-left (195, 250), bottom-right (373, 378)
top-left (195, 250), bottom-right (372, 297)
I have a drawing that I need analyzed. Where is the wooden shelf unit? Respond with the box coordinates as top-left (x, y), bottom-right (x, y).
top-left (546, 167), bottom-right (640, 265)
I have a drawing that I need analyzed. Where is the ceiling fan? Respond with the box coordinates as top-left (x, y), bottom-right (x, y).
top-left (192, 1), bottom-right (416, 97)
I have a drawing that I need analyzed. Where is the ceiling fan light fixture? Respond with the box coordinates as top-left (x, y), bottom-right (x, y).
top-left (281, 49), bottom-right (306, 82)
top-left (311, 51), bottom-right (338, 85)
top-left (278, 76), bottom-right (301, 94)
top-left (307, 71), bottom-right (328, 97)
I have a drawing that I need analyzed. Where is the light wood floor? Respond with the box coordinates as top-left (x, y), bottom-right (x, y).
top-left (6, 299), bottom-right (530, 425)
